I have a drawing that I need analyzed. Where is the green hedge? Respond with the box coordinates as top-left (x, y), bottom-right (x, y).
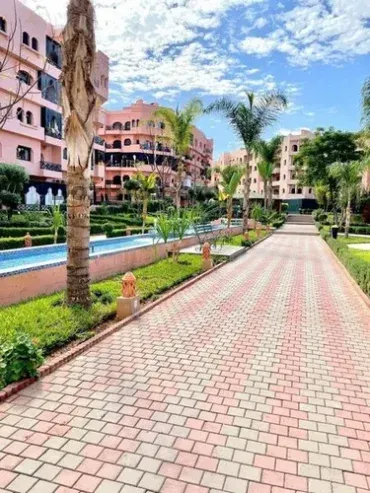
top-left (322, 232), bottom-right (370, 296)
top-left (0, 227), bottom-right (53, 238)
top-left (106, 228), bottom-right (149, 238)
top-left (90, 224), bottom-right (105, 235)
top-left (339, 226), bottom-right (370, 235)
top-left (0, 235), bottom-right (66, 251)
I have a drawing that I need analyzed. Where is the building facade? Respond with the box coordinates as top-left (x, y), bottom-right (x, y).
top-left (94, 100), bottom-right (214, 203)
top-left (0, 0), bottom-right (109, 206)
top-left (213, 130), bottom-right (316, 212)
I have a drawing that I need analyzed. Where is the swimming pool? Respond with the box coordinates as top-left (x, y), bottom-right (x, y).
top-left (0, 226), bottom-right (227, 276)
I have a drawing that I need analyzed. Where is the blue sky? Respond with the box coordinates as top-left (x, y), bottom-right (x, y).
top-left (24, 0), bottom-right (370, 157)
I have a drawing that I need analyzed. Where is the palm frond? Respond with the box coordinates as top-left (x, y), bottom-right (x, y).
top-left (362, 77), bottom-right (370, 131)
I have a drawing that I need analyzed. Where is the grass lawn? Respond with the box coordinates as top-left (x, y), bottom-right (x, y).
top-left (0, 254), bottom-right (212, 355)
top-left (225, 230), bottom-right (268, 247)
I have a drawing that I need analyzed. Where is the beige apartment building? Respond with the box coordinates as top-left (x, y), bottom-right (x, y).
top-left (213, 130), bottom-right (316, 213)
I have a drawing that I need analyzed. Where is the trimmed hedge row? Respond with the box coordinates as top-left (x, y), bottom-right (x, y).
top-left (106, 228), bottom-right (149, 238)
top-left (0, 220), bottom-right (51, 228)
top-left (0, 235), bottom-right (66, 251)
top-left (339, 226), bottom-right (370, 235)
top-left (0, 227), bottom-right (53, 238)
top-left (321, 231), bottom-right (370, 296)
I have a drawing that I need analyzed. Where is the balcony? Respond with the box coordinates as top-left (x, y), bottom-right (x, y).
top-left (94, 136), bottom-right (106, 146)
top-left (40, 161), bottom-right (62, 172)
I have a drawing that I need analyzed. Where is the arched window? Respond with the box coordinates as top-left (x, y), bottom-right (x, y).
top-left (282, 188), bottom-right (285, 193)
top-left (112, 122), bottom-right (122, 130)
top-left (31, 38), bottom-right (38, 51)
top-left (23, 32), bottom-right (30, 45)
top-left (283, 174), bottom-right (286, 179)
top-left (45, 80), bottom-right (57, 104)
top-left (253, 178), bottom-right (257, 183)
top-left (159, 122), bottom-right (165, 130)
top-left (112, 175), bottom-right (121, 185)
top-left (113, 140), bottom-right (122, 149)
top-left (124, 121), bottom-right (131, 131)
top-left (63, 148), bottom-right (68, 160)
top-left (0, 17), bottom-right (6, 33)
top-left (123, 175), bottom-right (130, 182)
top-left (124, 139), bottom-right (131, 146)
top-left (308, 188), bottom-right (312, 194)
top-left (132, 119), bottom-right (135, 128)
top-left (292, 144), bottom-right (298, 152)
top-left (17, 70), bottom-right (32, 85)
top-left (297, 188), bottom-right (302, 194)
top-left (26, 111), bottom-right (33, 125)
top-left (291, 188), bottom-right (296, 194)
top-left (136, 119), bottom-right (140, 127)
top-left (16, 108), bottom-right (24, 122)
top-left (136, 139), bottom-right (140, 145)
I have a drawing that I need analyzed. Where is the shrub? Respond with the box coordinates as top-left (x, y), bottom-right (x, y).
top-left (241, 239), bottom-right (252, 247)
top-left (339, 226), bottom-right (370, 235)
top-left (106, 228), bottom-right (149, 238)
top-left (0, 334), bottom-right (44, 389)
top-left (103, 223), bottom-right (114, 235)
top-left (281, 203), bottom-right (289, 213)
top-left (0, 234), bottom-right (66, 251)
top-left (90, 224), bottom-right (105, 235)
top-left (0, 227), bottom-right (53, 238)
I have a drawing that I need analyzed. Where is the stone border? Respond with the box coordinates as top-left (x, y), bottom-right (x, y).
top-left (0, 233), bottom-right (272, 403)
top-left (320, 237), bottom-right (370, 310)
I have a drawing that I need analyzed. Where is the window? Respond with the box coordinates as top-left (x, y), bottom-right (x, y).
top-left (282, 188), bottom-right (285, 193)
top-left (136, 139), bottom-right (140, 145)
top-left (0, 17), bottom-right (6, 33)
top-left (292, 144), bottom-right (298, 152)
top-left (283, 174), bottom-right (286, 179)
top-left (253, 178), bottom-right (257, 183)
top-left (38, 72), bottom-right (60, 104)
top-left (113, 175), bottom-right (121, 185)
top-left (136, 119), bottom-right (140, 127)
top-left (16, 108), bottom-right (24, 122)
top-left (284, 146), bottom-right (287, 152)
top-left (46, 36), bottom-right (62, 68)
top-left (124, 139), bottom-right (132, 146)
top-left (124, 121), bottom-right (131, 131)
top-left (284, 159), bottom-right (286, 165)
top-left (308, 188), bottom-right (312, 194)
top-left (254, 166), bottom-right (257, 171)
top-left (17, 145), bottom-right (32, 161)
top-left (123, 175), bottom-right (130, 182)
top-left (23, 32), bottom-right (30, 45)
top-left (41, 107), bottom-right (62, 139)
top-left (113, 140), bottom-right (122, 149)
top-left (159, 122), bottom-right (165, 130)
top-left (132, 119), bottom-right (135, 128)
top-left (112, 122), bottom-right (122, 130)
top-left (26, 111), bottom-right (33, 125)
top-left (297, 188), bottom-right (302, 194)
top-left (31, 37), bottom-right (38, 51)
top-left (17, 70), bottom-right (32, 85)
top-left (291, 188), bottom-right (296, 194)
top-left (63, 148), bottom-right (68, 160)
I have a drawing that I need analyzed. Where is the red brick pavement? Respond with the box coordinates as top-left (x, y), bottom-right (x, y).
top-left (0, 235), bottom-right (369, 493)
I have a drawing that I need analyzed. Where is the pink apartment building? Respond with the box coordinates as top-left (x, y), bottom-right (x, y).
top-left (95, 100), bottom-right (214, 203)
top-left (213, 130), bottom-right (316, 213)
top-left (0, 0), bottom-right (109, 205)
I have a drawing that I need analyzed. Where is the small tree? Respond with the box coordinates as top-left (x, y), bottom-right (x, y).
top-left (330, 161), bottom-right (367, 238)
top-left (256, 136), bottom-right (283, 209)
top-left (362, 77), bottom-right (370, 132)
top-left (155, 214), bottom-right (173, 258)
top-left (48, 206), bottom-right (66, 243)
top-left (124, 179), bottom-right (141, 204)
top-left (0, 163), bottom-right (28, 219)
top-left (135, 172), bottom-right (157, 233)
top-left (0, 191), bottom-right (20, 220)
top-left (217, 165), bottom-right (244, 228)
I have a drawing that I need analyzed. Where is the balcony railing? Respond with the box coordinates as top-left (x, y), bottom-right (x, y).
top-left (94, 136), bottom-right (105, 146)
top-left (40, 161), bottom-right (62, 172)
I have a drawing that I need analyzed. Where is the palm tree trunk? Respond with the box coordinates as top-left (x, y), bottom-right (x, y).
top-left (62, 0), bottom-right (96, 308)
top-left (175, 159), bottom-right (182, 210)
top-left (142, 196), bottom-right (148, 234)
top-left (263, 179), bottom-right (268, 209)
top-left (268, 178), bottom-right (273, 209)
top-left (344, 193), bottom-right (351, 239)
top-left (242, 160), bottom-right (251, 233)
top-left (227, 197), bottom-right (232, 229)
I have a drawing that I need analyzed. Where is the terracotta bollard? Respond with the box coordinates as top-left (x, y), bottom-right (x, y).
top-left (256, 222), bottom-right (262, 238)
top-left (117, 272), bottom-right (140, 320)
top-left (24, 232), bottom-right (32, 247)
top-left (202, 242), bottom-right (213, 271)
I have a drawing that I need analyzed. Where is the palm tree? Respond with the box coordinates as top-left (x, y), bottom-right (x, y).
top-left (256, 136), bottom-right (283, 209)
top-left (154, 99), bottom-right (203, 210)
top-left (330, 161), bottom-right (366, 238)
top-left (61, 0), bottom-right (96, 308)
top-left (362, 78), bottom-right (370, 132)
top-left (217, 165), bottom-right (244, 228)
top-left (49, 206), bottom-right (65, 244)
top-left (135, 172), bottom-right (157, 233)
top-left (206, 92), bottom-right (287, 232)
top-left (124, 178), bottom-right (141, 203)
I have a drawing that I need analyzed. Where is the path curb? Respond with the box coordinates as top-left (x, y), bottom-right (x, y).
top-left (0, 233), bottom-right (272, 403)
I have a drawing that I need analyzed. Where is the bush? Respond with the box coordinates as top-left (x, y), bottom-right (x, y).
top-left (103, 223), bottom-right (114, 235)
top-left (323, 235), bottom-right (370, 296)
top-left (0, 227), bottom-right (53, 238)
top-left (0, 234), bottom-right (66, 251)
top-left (106, 227), bottom-right (149, 238)
top-left (90, 224), bottom-right (105, 235)
top-left (339, 226), bottom-right (370, 235)
top-left (281, 203), bottom-right (289, 213)
top-left (0, 334), bottom-right (44, 389)
top-left (241, 239), bottom-right (252, 247)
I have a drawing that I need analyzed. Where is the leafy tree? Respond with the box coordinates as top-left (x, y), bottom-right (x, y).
top-left (134, 172), bottom-right (157, 233)
top-left (330, 161), bottom-right (368, 237)
top-left (188, 185), bottom-right (216, 204)
top-left (217, 165), bottom-right (244, 228)
top-left (154, 99), bottom-right (203, 210)
top-left (206, 91), bottom-right (287, 232)
top-left (314, 182), bottom-right (330, 210)
top-left (0, 164), bottom-right (28, 219)
top-left (48, 206), bottom-right (66, 243)
top-left (124, 179), bottom-right (141, 203)
top-left (362, 77), bottom-right (370, 132)
top-left (256, 136), bottom-right (283, 209)
top-left (294, 128), bottom-right (362, 223)
top-left (61, 0), bottom-right (96, 308)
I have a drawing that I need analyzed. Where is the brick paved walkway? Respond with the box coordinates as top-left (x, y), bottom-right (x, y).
top-left (0, 234), bottom-right (370, 493)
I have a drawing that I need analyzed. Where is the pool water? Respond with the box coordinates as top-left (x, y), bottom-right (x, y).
top-left (0, 226), bottom-right (227, 276)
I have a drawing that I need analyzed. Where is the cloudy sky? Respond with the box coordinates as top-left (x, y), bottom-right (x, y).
top-left (22, 0), bottom-right (370, 157)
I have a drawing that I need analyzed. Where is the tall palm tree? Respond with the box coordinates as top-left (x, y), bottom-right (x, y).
top-left (256, 136), bottom-right (283, 209)
top-left (154, 99), bottom-right (203, 210)
top-left (206, 92), bottom-right (287, 232)
top-left (362, 78), bottom-right (370, 132)
top-left (61, 0), bottom-right (96, 307)
top-left (330, 161), bottom-right (366, 238)
top-left (135, 172), bottom-right (157, 233)
top-left (217, 165), bottom-right (244, 228)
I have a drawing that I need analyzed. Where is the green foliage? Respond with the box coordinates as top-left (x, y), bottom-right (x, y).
top-left (362, 77), bottom-right (370, 131)
top-left (155, 214), bottom-right (173, 244)
top-left (0, 227), bottom-right (53, 238)
top-left (172, 212), bottom-right (191, 241)
top-left (0, 191), bottom-right (21, 219)
top-left (106, 227), bottom-right (149, 238)
top-left (281, 203), bottom-right (289, 213)
top-left (103, 223), bottom-right (114, 236)
top-left (48, 206), bottom-right (65, 242)
top-left (0, 255), bottom-right (204, 355)
top-left (0, 334), bottom-right (44, 389)
top-left (322, 232), bottom-right (370, 296)
top-left (251, 204), bottom-right (264, 222)
top-left (0, 164), bottom-right (29, 194)
top-left (90, 224), bottom-right (105, 235)
top-left (0, 234), bottom-right (66, 251)
top-left (241, 239), bottom-right (252, 247)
